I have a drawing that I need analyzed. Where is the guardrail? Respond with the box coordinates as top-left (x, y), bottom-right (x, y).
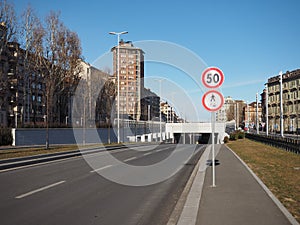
top-left (245, 133), bottom-right (300, 154)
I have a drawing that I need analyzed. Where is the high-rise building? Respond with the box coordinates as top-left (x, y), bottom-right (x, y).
top-left (111, 40), bottom-right (144, 121)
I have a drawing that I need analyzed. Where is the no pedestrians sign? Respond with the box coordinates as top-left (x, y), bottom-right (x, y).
top-left (202, 90), bottom-right (224, 112)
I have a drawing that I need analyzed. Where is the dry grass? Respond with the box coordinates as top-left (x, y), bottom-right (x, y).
top-left (227, 138), bottom-right (300, 223)
top-left (0, 145), bottom-right (79, 160)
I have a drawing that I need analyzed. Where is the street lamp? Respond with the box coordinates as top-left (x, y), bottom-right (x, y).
top-left (109, 31), bottom-right (128, 143)
top-left (265, 83), bottom-right (269, 136)
top-left (156, 78), bottom-right (164, 142)
top-left (279, 71), bottom-right (284, 137)
top-left (256, 93), bottom-right (259, 134)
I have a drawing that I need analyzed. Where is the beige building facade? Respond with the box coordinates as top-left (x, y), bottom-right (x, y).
top-left (267, 69), bottom-right (300, 132)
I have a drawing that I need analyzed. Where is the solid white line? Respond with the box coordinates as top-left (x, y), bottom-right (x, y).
top-left (0, 156), bottom-right (82, 173)
top-left (15, 180), bottom-right (66, 199)
top-left (124, 156), bottom-right (137, 162)
top-left (90, 165), bottom-right (112, 173)
top-left (143, 152), bottom-right (153, 156)
top-left (155, 149), bottom-right (164, 152)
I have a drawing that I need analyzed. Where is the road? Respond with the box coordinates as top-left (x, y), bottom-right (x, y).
top-left (0, 143), bottom-right (205, 225)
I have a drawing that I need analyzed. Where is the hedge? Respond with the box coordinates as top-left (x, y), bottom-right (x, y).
top-left (0, 127), bottom-right (13, 146)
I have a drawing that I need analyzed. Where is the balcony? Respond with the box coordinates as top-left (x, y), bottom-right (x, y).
top-left (289, 84), bottom-right (297, 91)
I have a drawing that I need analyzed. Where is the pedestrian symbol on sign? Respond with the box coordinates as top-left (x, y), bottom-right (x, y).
top-left (202, 90), bottom-right (224, 112)
top-left (210, 94), bottom-right (216, 107)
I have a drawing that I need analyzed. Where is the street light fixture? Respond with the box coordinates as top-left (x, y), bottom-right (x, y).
top-left (155, 78), bottom-right (164, 142)
top-left (109, 31), bottom-right (128, 143)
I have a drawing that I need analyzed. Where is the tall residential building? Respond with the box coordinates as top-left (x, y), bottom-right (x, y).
top-left (111, 40), bottom-right (144, 121)
top-left (0, 23), bottom-right (46, 127)
top-left (266, 69), bottom-right (300, 132)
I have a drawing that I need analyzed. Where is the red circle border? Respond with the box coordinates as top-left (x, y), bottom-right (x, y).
top-left (202, 90), bottom-right (224, 112)
top-left (201, 67), bottom-right (224, 89)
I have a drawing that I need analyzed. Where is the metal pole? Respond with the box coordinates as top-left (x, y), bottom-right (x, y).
top-left (159, 80), bottom-right (162, 142)
top-left (117, 34), bottom-right (120, 143)
top-left (279, 71), bottom-right (284, 137)
top-left (265, 84), bottom-right (269, 136)
top-left (109, 31), bottom-right (128, 143)
top-left (247, 102), bottom-right (250, 133)
top-left (256, 93), bottom-right (259, 134)
top-left (148, 105), bottom-right (150, 122)
top-left (211, 111), bottom-right (216, 187)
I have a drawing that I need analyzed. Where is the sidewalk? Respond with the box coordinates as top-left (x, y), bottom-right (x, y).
top-left (175, 144), bottom-right (299, 225)
top-left (195, 145), bottom-right (297, 225)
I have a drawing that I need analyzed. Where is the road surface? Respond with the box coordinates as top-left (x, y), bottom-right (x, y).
top-left (0, 143), bottom-right (204, 225)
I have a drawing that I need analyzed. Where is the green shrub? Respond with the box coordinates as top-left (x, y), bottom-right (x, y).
top-left (238, 131), bottom-right (245, 139)
top-left (224, 136), bottom-right (229, 143)
top-left (230, 132), bottom-right (238, 141)
top-left (229, 130), bottom-right (245, 141)
top-left (0, 127), bottom-right (13, 146)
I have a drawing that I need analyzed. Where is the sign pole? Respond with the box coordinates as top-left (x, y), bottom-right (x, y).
top-left (201, 66), bottom-right (225, 188)
top-left (211, 111), bottom-right (216, 187)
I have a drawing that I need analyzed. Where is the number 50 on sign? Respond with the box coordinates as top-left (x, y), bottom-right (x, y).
top-left (201, 67), bottom-right (224, 89)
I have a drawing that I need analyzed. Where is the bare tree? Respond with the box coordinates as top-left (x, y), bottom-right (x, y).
top-left (96, 79), bottom-right (116, 127)
top-left (29, 11), bottom-right (82, 148)
top-left (226, 104), bottom-right (235, 121)
top-left (19, 5), bottom-right (42, 126)
top-left (0, 0), bottom-right (18, 126)
top-left (0, 0), bottom-right (18, 44)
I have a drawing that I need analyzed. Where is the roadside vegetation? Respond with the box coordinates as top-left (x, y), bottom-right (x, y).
top-left (0, 145), bottom-right (79, 159)
top-left (227, 138), bottom-right (300, 223)
top-left (0, 128), bottom-right (13, 146)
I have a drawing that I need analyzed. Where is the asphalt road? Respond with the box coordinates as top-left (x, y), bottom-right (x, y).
top-left (0, 143), bottom-right (205, 225)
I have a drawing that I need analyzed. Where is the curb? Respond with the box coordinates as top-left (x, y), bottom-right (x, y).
top-left (167, 145), bottom-right (210, 225)
top-left (227, 146), bottom-right (300, 225)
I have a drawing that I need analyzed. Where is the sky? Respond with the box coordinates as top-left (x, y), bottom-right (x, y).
top-left (12, 0), bottom-right (300, 121)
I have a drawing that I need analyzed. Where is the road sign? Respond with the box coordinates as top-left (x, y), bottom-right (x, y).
top-left (202, 90), bottom-right (224, 112)
top-left (201, 67), bottom-right (224, 89)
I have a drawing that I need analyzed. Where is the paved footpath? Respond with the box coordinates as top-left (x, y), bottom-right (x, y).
top-left (194, 145), bottom-right (298, 225)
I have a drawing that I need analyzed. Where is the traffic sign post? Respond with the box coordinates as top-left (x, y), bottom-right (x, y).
top-left (201, 67), bottom-right (224, 188)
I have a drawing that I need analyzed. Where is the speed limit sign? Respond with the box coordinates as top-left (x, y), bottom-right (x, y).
top-left (201, 67), bottom-right (224, 89)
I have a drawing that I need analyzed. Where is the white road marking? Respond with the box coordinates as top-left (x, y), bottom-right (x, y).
top-left (124, 157), bottom-right (137, 162)
top-left (0, 156), bottom-right (82, 173)
top-left (143, 152), bottom-right (153, 156)
top-left (90, 165), bottom-right (113, 173)
top-left (15, 180), bottom-right (66, 199)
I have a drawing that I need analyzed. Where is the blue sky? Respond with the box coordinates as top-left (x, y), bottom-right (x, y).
top-left (13, 0), bottom-right (300, 121)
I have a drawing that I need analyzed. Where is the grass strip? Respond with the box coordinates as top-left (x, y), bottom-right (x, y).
top-left (227, 138), bottom-right (300, 223)
top-left (0, 145), bottom-right (80, 160)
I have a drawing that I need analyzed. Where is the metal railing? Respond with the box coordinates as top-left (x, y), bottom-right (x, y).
top-left (245, 133), bottom-right (300, 154)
